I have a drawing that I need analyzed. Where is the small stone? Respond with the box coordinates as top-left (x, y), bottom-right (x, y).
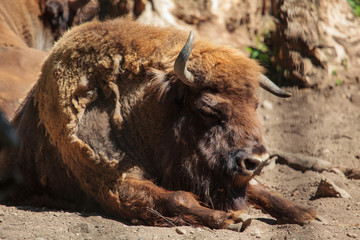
top-left (175, 227), bottom-right (186, 235)
top-left (291, 189), bottom-right (300, 197)
top-left (319, 148), bottom-right (331, 157)
top-left (347, 233), bottom-right (358, 238)
top-left (0, 218), bottom-right (3, 223)
top-left (329, 167), bottom-right (345, 176)
top-left (346, 168), bottom-right (360, 180)
top-left (262, 100), bottom-right (273, 110)
top-left (250, 228), bottom-right (261, 238)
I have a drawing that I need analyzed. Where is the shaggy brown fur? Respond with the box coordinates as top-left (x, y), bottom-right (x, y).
top-left (0, 0), bottom-right (94, 120)
top-left (0, 19), bottom-right (317, 229)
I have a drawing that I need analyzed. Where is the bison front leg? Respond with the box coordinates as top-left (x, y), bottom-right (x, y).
top-left (246, 180), bottom-right (317, 225)
top-left (109, 177), bottom-right (250, 231)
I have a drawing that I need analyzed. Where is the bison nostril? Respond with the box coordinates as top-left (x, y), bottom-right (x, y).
top-left (232, 150), bottom-right (261, 172)
top-left (243, 158), bottom-right (260, 171)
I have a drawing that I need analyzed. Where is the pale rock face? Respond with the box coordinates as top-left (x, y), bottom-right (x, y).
top-left (271, 0), bottom-right (360, 87)
top-left (124, 0), bottom-right (273, 47)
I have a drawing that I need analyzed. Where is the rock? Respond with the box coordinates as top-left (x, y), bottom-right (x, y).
top-left (175, 227), bottom-right (186, 235)
top-left (291, 189), bottom-right (300, 197)
top-left (261, 100), bottom-right (273, 110)
top-left (347, 233), bottom-right (358, 238)
top-left (271, 0), bottom-right (360, 87)
top-left (250, 228), bottom-right (261, 238)
top-left (333, 167), bottom-right (360, 179)
top-left (318, 148), bottom-right (331, 157)
top-left (346, 168), bottom-right (360, 180)
top-left (329, 167), bottom-right (345, 176)
top-left (314, 177), bottom-right (351, 199)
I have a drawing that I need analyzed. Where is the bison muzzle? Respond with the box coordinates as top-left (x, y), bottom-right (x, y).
top-left (0, 19), bottom-right (317, 231)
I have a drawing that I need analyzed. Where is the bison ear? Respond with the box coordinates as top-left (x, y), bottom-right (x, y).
top-left (159, 79), bottom-right (188, 106)
top-left (150, 69), bottom-right (188, 105)
top-left (175, 81), bottom-right (188, 103)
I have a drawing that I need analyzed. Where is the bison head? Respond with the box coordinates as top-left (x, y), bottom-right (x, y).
top-left (148, 32), bottom-right (291, 210)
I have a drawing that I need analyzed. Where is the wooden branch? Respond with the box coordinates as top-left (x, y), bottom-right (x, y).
top-left (268, 148), bottom-right (360, 180)
top-left (268, 148), bottom-right (333, 172)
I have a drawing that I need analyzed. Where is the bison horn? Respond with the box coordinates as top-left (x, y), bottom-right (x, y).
top-left (258, 74), bottom-right (292, 98)
top-left (174, 31), bottom-right (195, 86)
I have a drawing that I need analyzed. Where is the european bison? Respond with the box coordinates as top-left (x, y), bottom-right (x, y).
top-left (0, 0), bottom-right (94, 119)
top-left (0, 19), bottom-right (317, 230)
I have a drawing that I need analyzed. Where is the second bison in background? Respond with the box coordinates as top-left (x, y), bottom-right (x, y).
top-left (0, 19), bottom-right (317, 230)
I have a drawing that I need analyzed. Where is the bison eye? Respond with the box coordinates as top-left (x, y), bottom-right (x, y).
top-left (193, 93), bottom-right (230, 125)
top-left (198, 105), bottom-right (222, 123)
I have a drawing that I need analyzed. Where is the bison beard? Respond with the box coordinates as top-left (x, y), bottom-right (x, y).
top-left (0, 19), bottom-right (317, 230)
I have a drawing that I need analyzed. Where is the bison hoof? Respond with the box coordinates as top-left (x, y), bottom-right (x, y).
top-left (296, 208), bottom-right (318, 225)
top-left (226, 213), bottom-right (252, 232)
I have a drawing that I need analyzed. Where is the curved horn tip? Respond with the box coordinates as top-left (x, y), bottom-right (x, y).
top-left (188, 31), bottom-right (194, 43)
top-left (258, 74), bottom-right (292, 98)
top-left (180, 31), bottom-right (194, 60)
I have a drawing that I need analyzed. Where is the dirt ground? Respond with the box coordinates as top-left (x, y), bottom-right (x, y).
top-left (1, 80), bottom-right (360, 239)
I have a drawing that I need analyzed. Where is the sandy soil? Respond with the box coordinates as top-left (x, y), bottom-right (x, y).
top-left (1, 82), bottom-right (360, 239)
